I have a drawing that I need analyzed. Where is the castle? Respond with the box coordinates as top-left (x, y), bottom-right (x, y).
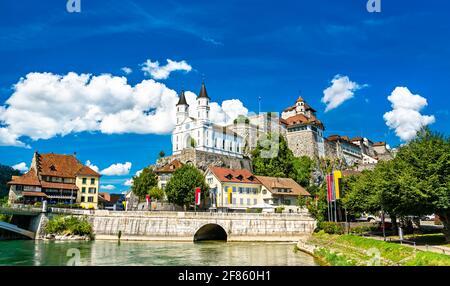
top-left (160, 82), bottom-right (393, 171)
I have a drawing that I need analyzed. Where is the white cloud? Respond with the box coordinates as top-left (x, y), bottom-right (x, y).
top-left (100, 184), bottom-right (116, 190)
top-left (100, 162), bottom-right (132, 176)
top-left (0, 72), bottom-right (250, 147)
top-left (85, 160), bottom-right (99, 173)
top-left (141, 59), bottom-right (192, 80)
top-left (322, 75), bottom-right (365, 112)
top-left (124, 179), bottom-right (133, 186)
top-left (12, 162), bottom-right (28, 172)
top-left (383, 87), bottom-right (435, 141)
top-left (121, 67), bottom-right (133, 75)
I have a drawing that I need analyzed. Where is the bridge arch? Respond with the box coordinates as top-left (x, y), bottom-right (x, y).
top-left (193, 223), bottom-right (227, 242)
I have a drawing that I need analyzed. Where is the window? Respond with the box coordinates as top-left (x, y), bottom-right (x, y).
top-left (81, 196), bottom-right (85, 202)
top-left (82, 187), bottom-right (86, 193)
top-left (232, 198), bottom-right (236, 205)
top-left (82, 178), bottom-right (87, 184)
top-left (232, 186), bottom-right (236, 193)
top-left (240, 198), bottom-right (244, 205)
top-left (207, 178), bottom-right (213, 184)
top-left (254, 199), bottom-right (257, 205)
top-left (247, 198), bottom-right (250, 205)
top-left (89, 188), bottom-right (96, 194)
top-left (238, 187), bottom-right (243, 194)
top-left (88, 197), bottom-right (94, 203)
top-left (16, 185), bottom-right (24, 191)
top-left (91, 178), bottom-right (95, 185)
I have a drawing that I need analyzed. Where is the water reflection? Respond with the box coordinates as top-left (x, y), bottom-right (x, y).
top-left (0, 240), bottom-right (318, 266)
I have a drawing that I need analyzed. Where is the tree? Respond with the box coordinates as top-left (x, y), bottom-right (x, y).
top-left (159, 151), bottom-right (165, 158)
top-left (251, 133), bottom-right (296, 178)
top-left (149, 186), bottom-right (165, 201)
top-left (292, 156), bottom-right (314, 187)
top-left (0, 164), bottom-right (21, 198)
top-left (131, 167), bottom-right (158, 200)
top-left (165, 164), bottom-right (208, 209)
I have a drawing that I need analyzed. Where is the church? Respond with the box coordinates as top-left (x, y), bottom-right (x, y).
top-left (172, 82), bottom-right (244, 159)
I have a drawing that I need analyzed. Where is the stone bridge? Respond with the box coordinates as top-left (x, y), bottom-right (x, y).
top-left (87, 210), bottom-right (316, 242)
top-left (0, 207), bottom-right (317, 242)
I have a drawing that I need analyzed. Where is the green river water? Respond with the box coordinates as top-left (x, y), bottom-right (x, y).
top-left (0, 240), bottom-right (318, 266)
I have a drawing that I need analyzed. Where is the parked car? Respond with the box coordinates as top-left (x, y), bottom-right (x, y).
top-left (421, 214), bottom-right (435, 221)
top-left (354, 213), bottom-right (378, 222)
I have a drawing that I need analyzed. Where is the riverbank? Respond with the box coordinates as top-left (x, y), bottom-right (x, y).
top-left (296, 232), bottom-right (450, 266)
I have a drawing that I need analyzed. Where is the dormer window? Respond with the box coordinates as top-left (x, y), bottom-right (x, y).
top-left (50, 165), bottom-right (56, 171)
top-left (225, 174), bottom-right (233, 180)
top-left (236, 175), bottom-right (243, 181)
top-left (247, 176), bottom-right (255, 181)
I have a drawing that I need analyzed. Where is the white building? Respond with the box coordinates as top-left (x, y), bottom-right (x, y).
top-left (172, 82), bottom-right (244, 158)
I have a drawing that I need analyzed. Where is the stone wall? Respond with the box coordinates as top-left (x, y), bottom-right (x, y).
top-left (286, 130), bottom-right (318, 158)
top-left (158, 149), bottom-right (252, 171)
top-left (87, 211), bottom-right (316, 242)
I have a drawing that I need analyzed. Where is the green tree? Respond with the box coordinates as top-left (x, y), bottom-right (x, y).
top-left (149, 186), bottom-right (165, 201)
top-left (0, 164), bottom-right (21, 198)
top-left (251, 133), bottom-right (295, 178)
top-left (292, 156), bottom-right (314, 187)
top-left (159, 150), bottom-right (166, 158)
top-left (131, 167), bottom-right (158, 200)
top-left (165, 164), bottom-right (208, 209)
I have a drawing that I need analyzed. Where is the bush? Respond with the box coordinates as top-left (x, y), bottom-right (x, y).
top-left (45, 215), bottom-right (93, 237)
top-left (246, 208), bottom-right (263, 213)
top-left (317, 222), bottom-right (345, 235)
top-left (275, 207), bottom-right (285, 214)
top-left (0, 214), bottom-right (12, 223)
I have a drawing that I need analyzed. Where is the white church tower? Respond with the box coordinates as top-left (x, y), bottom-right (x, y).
top-left (176, 90), bottom-right (189, 125)
top-left (196, 81), bottom-right (210, 124)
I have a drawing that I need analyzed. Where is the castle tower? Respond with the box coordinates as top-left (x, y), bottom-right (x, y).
top-left (197, 81), bottom-right (210, 124)
top-left (176, 90), bottom-right (189, 125)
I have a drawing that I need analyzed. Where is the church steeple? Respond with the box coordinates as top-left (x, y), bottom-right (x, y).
top-left (197, 81), bottom-right (210, 99)
top-left (176, 90), bottom-right (189, 125)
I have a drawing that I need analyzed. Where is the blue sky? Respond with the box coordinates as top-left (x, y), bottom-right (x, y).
top-left (0, 0), bottom-right (449, 193)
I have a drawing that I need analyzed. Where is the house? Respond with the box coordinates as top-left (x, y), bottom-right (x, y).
top-left (98, 192), bottom-right (125, 210)
top-left (7, 152), bottom-right (100, 209)
top-left (255, 175), bottom-right (310, 213)
top-left (326, 135), bottom-right (363, 166)
top-left (172, 82), bottom-right (244, 159)
top-left (205, 167), bottom-right (261, 212)
top-left (154, 159), bottom-right (184, 190)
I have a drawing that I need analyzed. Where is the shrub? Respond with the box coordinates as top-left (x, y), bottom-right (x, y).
top-left (317, 222), bottom-right (345, 235)
top-left (246, 208), bottom-right (263, 213)
top-left (275, 207), bottom-right (285, 214)
top-left (45, 215), bottom-right (93, 237)
top-left (0, 214), bottom-right (12, 223)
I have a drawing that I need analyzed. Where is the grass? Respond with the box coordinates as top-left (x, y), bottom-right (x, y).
top-left (309, 232), bottom-right (450, 266)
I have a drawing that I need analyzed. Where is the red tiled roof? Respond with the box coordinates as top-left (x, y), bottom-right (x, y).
top-left (155, 159), bottom-right (184, 173)
top-left (284, 114), bottom-right (324, 129)
top-left (7, 169), bottom-right (41, 186)
top-left (37, 153), bottom-right (99, 178)
top-left (208, 167), bottom-right (260, 184)
top-left (22, 192), bottom-right (47, 197)
top-left (255, 176), bottom-right (310, 196)
top-left (373, 142), bottom-right (386, 147)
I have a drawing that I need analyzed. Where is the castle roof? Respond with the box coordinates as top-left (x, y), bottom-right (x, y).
top-left (154, 159), bottom-right (184, 173)
top-left (198, 82), bottom-right (210, 99)
top-left (282, 114), bottom-right (324, 129)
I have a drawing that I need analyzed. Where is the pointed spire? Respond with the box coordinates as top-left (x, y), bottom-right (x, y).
top-left (198, 81), bottom-right (210, 99)
top-left (177, 90), bottom-right (188, 106)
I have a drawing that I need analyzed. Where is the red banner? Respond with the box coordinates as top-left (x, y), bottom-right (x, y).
top-left (195, 187), bottom-right (201, 206)
top-left (327, 174), bottom-right (332, 202)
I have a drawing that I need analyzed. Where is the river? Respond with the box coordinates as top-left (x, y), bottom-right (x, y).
top-left (0, 240), bottom-right (318, 266)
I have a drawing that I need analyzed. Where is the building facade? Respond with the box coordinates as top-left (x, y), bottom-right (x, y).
top-left (154, 159), bottom-right (184, 190)
top-left (8, 152), bottom-right (100, 209)
top-left (280, 97), bottom-right (326, 159)
top-left (172, 82), bottom-right (244, 159)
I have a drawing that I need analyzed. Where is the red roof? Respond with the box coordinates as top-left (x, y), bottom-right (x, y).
top-left (8, 169), bottom-right (41, 186)
top-left (284, 114), bottom-right (324, 129)
top-left (255, 176), bottom-right (310, 196)
top-left (37, 153), bottom-right (100, 178)
top-left (155, 159), bottom-right (184, 173)
top-left (373, 142), bottom-right (386, 147)
top-left (208, 167), bottom-right (260, 184)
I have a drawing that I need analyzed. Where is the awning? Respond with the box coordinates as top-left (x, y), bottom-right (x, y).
top-left (22, 192), bottom-right (47, 197)
top-left (249, 202), bottom-right (275, 209)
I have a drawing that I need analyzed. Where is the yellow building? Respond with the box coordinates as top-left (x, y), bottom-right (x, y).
top-left (75, 167), bottom-right (101, 209)
top-left (205, 167), bottom-right (261, 211)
